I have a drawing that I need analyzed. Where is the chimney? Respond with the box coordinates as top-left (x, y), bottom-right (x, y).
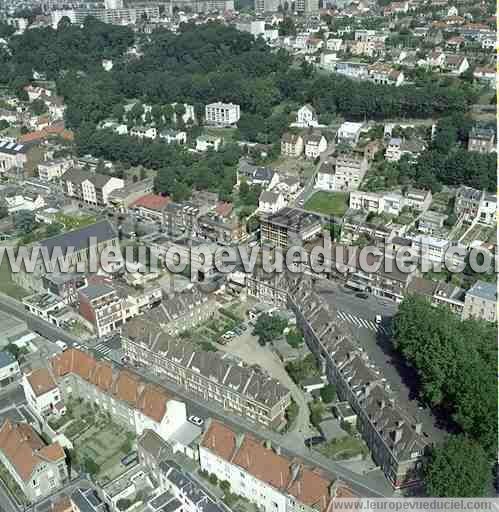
top-left (414, 422), bottom-right (422, 435)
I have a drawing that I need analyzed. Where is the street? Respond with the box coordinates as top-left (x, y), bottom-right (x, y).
top-left (0, 292), bottom-right (394, 498)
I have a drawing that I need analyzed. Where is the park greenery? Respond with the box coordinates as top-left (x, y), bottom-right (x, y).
top-left (252, 313), bottom-right (288, 346)
top-left (392, 295), bottom-right (497, 496)
top-left (0, 20), bottom-right (491, 197)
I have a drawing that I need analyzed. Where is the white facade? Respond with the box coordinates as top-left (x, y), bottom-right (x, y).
top-left (477, 194), bottom-right (496, 225)
top-left (196, 136), bottom-right (222, 152)
top-left (199, 447), bottom-right (288, 512)
top-left (315, 168), bottom-right (336, 191)
top-left (305, 135), bottom-right (327, 159)
top-left (38, 159), bottom-right (72, 181)
top-left (259, 191), bottom-right (286, 214)
top-left (205, 103), bottom-right (240, 126)
top-left (336, 122), bottom-right (364, 145)
top-left (22, 372), bottom-right (62, 418)
top-left (0, 355), bottom-right (20, 383)
top-left (130, 126), bottom-right (157, 139)
top-left (134, 399), bottom-right (187, 440)
top-left (5, 194), bottom-right (45, 213)
top-left (296, 105), bottom-right (318, 127)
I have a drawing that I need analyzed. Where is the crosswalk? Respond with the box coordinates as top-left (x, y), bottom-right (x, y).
top-left (336, 310), bottom-right (388, 334)
top-left (93, 342), bottom-right (113, 357)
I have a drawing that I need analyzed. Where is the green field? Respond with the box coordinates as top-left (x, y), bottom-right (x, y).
top-left (304, 191), bottom-right (349, 217)
top-left (0, 257), bottom-right (29, 300)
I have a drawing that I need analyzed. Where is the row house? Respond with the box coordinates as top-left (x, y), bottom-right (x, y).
top-left (367, 65), bottom-right (404, 86)
top-left (455, 186), bottom-right (496, 225)
top-left (315, 154), bottom-right (368, 192)
top-left (22, 367), bottom-right (65, 419)
top-left (258, 275), bottom-right (428, 488)
top-left (200, 420), bottom-right (356, 512)
top-left (51, 348), bottom-right (189, 441)
top-left (122, 325), bottom-right (291, 428)
top-left (64, 167), bottom-right (124, 206)
top-left (304, 132), bottom-right (328, 159)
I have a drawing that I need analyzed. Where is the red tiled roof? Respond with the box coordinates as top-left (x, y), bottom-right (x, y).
top-left (215, 201), bottom-right (233, 217)
top-left (26, 368), bottom-right (57, 397)
top-left (0, 419), bottom-right (65, 482)
top-left (132, 194), bottom-right (170, 211)
top-left (137, 384), bottom-right (170, 423)
top-left (201, 420), bottom-right (238, 461)
top-left (19, 126), bottom-right (74, 143)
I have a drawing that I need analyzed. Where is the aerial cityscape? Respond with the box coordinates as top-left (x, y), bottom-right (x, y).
top-left (0, 0), bottom-right (496, 509)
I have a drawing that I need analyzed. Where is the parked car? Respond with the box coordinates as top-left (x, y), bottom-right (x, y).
top-left (375, 314), bottom-right (382, 324)
top-left (188, 415), bottom-right (204, 427)
top-left (305, 436), bottom-right (325, 448)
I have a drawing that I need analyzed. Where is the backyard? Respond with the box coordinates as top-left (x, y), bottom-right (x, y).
top-left (304, 191), bottom-right (348, 217)
top-left (0, 459), bottom-right (27, 505)
top-left (316, 434), bottom-right (369, 461)
top-left (53, 398), bottom-right (135, 484)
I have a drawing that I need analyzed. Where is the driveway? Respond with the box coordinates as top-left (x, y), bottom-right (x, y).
top-left (217, 332), bottom-right (317, 442)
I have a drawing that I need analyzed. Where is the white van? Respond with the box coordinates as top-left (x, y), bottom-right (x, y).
top-left (55, 340), bottom-right (68, 351)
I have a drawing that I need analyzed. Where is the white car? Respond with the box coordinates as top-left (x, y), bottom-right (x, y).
top-left (188, 415), bottom-right (204, 427)
top-left (375, 315), bottom-right (382, 324)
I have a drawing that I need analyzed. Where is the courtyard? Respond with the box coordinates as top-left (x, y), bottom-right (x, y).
top-left (52, 398), bottom-right (135, 484)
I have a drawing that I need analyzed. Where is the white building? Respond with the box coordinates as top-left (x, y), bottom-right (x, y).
top-left (336, 122), bottom-right (364, 145)
top-left (296, 104), bottom-right (318, 127)
top-left (477, 192), bottom-right (496, 225)
top-left (304, 133), bottom-right (327, 159)
top-left (410, 235), bottom-right (450, 264)
top-left (196, 135), bottom-right (222, 152)
top-left (259, 190), bottom-right (286, 214)
top-left (0, 351), bottom-right (20, 385)
top-left (64, 168), bottom-right (125, 207)
top-left (159, 130), bottom-right (187, 145)
top-left (205, 103), bottom-right (240, 126)
top-left (130, 126), bottom-right (157, 139)
top-left (0, 140), bottom-right (30, 173)
top-left (38, 158), bottom-right (73, 181)
top-left (22, 368), bottom-right (65, 418)
top-left (5, 193), bottom-right (45, 213)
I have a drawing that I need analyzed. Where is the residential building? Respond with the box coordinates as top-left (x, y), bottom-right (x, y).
top-left (22, 367), bottom-right (65, 418)
top-left (196, 135), bottom-right (222, 152)
top-left (159, 129), bottom-right (187, 145)
top-left (41, 273), bottom-right (87, 306)
top-left (260, 207), bottom-right (323, 248)
top-left (71, 487), bottom-right (108, 512)
top-left (38, 158), bottom-right (72, 181)
top-left (130, 126), bottom-right (157, 139)
top-left (454, 186), bottom-right (483, 222)
top-left (281, 133), bottom-right (304, 157)
top-left (0, 140), bottom-right (33, 173)
top-left (4, 193), bottom-right (45, 213)
top-left (22, 292), bottom-right (70, 328)
top-left (304, 133), bottom-right (327, 159)
top-left (158, 460), bottom-right (225, 512)
top-left (108, 178), bottom-right (155, 212)
top-left (200, 420), bottom-right (356, 512)
top-left (467, 126), bottom-right (495, 153)
top-left (336, 122), bottom-right (364, 145)
top-left (404, 188), bottom-right (432, 211)
top-left (410, 235), bottom-right (450, 264)
top-left (462, 281), bottom-right (497, 322)
top-left (64, 168), bottom-right (124, 206)
top-left (477, 192), bottom-right (496, 225)
top-left (445, 54), bottom-right (469, 75)
top-left (197, 209), bottom-right (248, 244)
top-left (51, 348), bottom-right (189, 441)
top-left (417, 211), bottom-right (448, 234)
top-left (254, 0), bottom-right (281, 12)
top-left (51, 6), bottom-right (160, 27)
top-left (132, 194), bottom-right (170, 223)
top-left (333, 153), bottom-right (368, 191)
top-left (259, 190), bottom-right (286, 214)
top-left (314, 161), bottom-right (336, 192)
top-left (205, 103), bottom-right (240, 126)
top-left (349, 191), bottom-right (384, 213)
top-left (251, 274), bottom-right (428, 487)
top-left (0, 419), bottom-right (68, 502)
top-left (296, 104), bottom-right (318, 127)
top-left (78, 283), bottom-right (124, 337)
top-left (0, 351), bottom-right (20, 386)
top-left (385, 138), bottom-right (426, 163)
top-left (237, 159), bottom-right (275, 188)
top-left (122, 326), bottom-right (291, 428)
top-left (367, 65), bottom-right (404, 86)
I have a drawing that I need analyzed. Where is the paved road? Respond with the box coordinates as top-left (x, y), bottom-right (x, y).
top-left (0, 293), bottom-right (394, 498)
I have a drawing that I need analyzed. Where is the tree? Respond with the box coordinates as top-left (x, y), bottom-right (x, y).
top-left (0, 206), bottom-right (8, 219)
top-left (425, 436), bottom-right (492, 497)
top-left (320, 384), bottom-right (336, 403)
top-left (286, 328), bottom-right (303, 348)
top-left (220, 480), bottom-right (231, 495)
top-left (116, 499), bottom-right (132, 511)
top-left (208, 473), bottom-right (218, 486)
top-left (252, 313), bottom-right (287, 346)
top-left (14, 210), bottom-right (36, 234)
top-left (30, 98), bottom-right (47, 116)
top-left (45, 222), bottom-right (62, 237)
top-left (82, 458), bottom-right (99, 476)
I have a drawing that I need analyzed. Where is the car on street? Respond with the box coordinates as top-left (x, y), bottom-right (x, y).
top-left (188, 415), bottom-right (204, 427)
top-left (375, 314), bottom-right (382, 324)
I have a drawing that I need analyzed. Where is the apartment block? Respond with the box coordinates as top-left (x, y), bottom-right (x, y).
top-left (38, 158), bottom-right (72, 181)
top-left (64, 167), bottom-right (124, 206)
top-left (260, 207), bottom-right (323, 249)
top-left (78, 283), bottom-right (124, 337)
top-left (205, 103), bottom-right (240, 126)
top-left (462, 280), bottom-right (497, 322)
top-left (122, 325), bottom-right (291, 428)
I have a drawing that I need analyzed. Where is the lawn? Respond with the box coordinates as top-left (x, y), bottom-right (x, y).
top-left (304, 191), bottom-right (348, 217)
top-left (203, 127), bottom-right (237, 143)
top-left (0, 257), bottom-right (29, 299)
top-left (317, 435), bottom-right (369, 460)
top-left (0, 459), bottom-right (28, 505)
top-left (55, 213), bottom-right (98, 231)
